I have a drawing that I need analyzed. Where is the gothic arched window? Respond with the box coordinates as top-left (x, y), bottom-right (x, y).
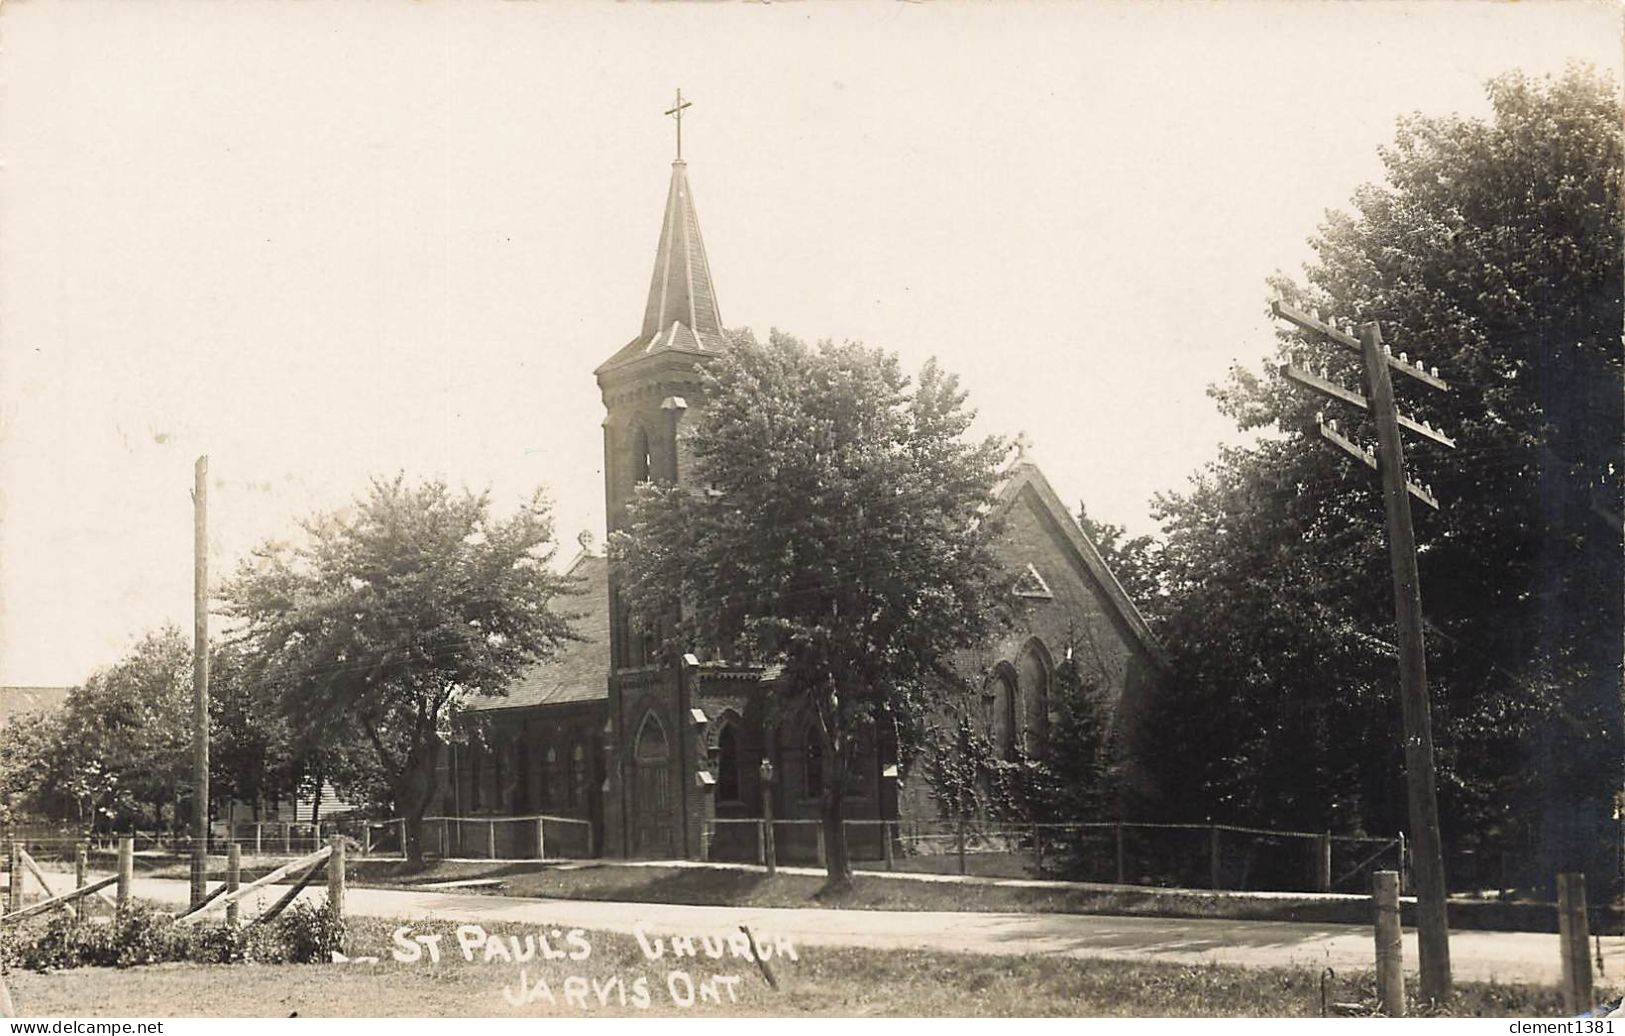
top-left (716, 724), bottom-right (741, 803)
top-left (572, 743), bottom-right (589, 807)
top-left (564, 744), bottom-right (578, 807)
top-left (988, 665), bottom-right (1019, 760)
top-left (541, 746), bottom-right (556, 808)
top-left (631, 425), bottom-right (653, 484)
top-left (1018, 639), bottom-right (1053, 755)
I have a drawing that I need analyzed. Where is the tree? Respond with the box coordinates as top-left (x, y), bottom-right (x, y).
top-left (50, 628), bottom-right (196, 833)
top-left (1145, 67), bottom-right (1622, 886)
top-left (221, 477), bottom-right (578, 868)
top-left (1076, 502), bottom-right (1163, 610)
top-left (209, 642), bottom-right (300, 821)
top-left (613, 330), bottom-right (1010, 890)
top-left (0, 710), bottom-right (70, 825)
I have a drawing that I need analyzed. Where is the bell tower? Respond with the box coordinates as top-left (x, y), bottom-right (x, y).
top-left (595, 93), bottom-right (726, 857)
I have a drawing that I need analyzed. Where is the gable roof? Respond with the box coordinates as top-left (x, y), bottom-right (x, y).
top-left (596, 159), bottom-right (726, 376)
top-left (464, 552), bottom-right (610, 713)
top-left (992, 459), bottom-right (1167, 668)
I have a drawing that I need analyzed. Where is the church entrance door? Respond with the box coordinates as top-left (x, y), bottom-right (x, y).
top-left (631, 713), bottom-right (674, 857)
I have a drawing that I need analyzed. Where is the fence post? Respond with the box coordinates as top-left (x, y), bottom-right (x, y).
top-left (1033, 823), bottom-right (1044, 875)
top-left (74, 844), bottom-right (88, 921)
top-left (1373, 870), bottom-right (1405, 1017)
top-left (1558, 873), bottom-right (1593, 1014)
top-left (1115, 822), bottom-right (1126, 884)
top-left (757, 821), bottom-right (766, 866)
top-left (815, 823), bottom-right (827, 868)
top-left (1396, 832), bottom-right (1406, 894)
top-left (487, 819), bottom-right (496, 860)
top-left (956, 819), bottom-right (967, 876)
top-left (283, 822), bottom-right (292, 854)
top-left (440, 819), bottom-right (449, 858)
top-left (1316, 833), bottom-right (1333, 893)
top-left (363, 824), bottom-right (372, 856)
top-left (226, 842), bottom-right (241, 926)
top-left (7, 843), bottom-right (21, 912)
top-left (883, 820), bottom-right (895, 871)
top-left (327, 835), bottom-right (346, 920)
top-left (537, 818), bottom-right (547, 861)
top-left (117, 836), bottom-right (134, 919)
top-left (1209, 826), bottom-right (1222, 890)
top-left (765, 820), bottom-right (777, 877)
top-left (255, 822), bottom-right (263, 858)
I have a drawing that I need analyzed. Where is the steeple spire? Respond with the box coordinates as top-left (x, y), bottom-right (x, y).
top-left (596, 94), bottom-right (725, 376)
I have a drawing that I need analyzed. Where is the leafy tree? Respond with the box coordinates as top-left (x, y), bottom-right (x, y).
top-left (221, 477), bottom-right (578, 868)
top-left (1076, 502), bottom-right (1163, 612)
top-left (1145, 67), bottom-right (1622, 887)
top-left (0, 710), bottom-right (71, 825)
top-left (613, 330), bottom-right (1010, 889)
top-left (209, 642), bottom-right (300, 821)
top-left (48, 628), bottom-right (196, 833)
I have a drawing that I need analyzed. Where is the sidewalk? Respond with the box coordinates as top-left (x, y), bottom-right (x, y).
top-left (129, 876), bottom-right (1624, 986)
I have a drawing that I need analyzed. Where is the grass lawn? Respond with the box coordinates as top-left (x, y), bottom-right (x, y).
top-left (3, 916), bottom-right (1578, 1018)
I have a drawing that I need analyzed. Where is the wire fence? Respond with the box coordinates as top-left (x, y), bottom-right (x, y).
top-left (0, 813), bottom-right (594, 872)
top-left (703, 817), bottom-right (1407, 893)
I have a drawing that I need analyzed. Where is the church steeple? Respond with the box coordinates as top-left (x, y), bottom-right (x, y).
top-left (596, 100), bottom-right (725, 375)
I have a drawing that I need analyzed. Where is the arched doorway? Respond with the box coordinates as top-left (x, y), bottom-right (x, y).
top-left (631, 712), bottom-right (674, 857)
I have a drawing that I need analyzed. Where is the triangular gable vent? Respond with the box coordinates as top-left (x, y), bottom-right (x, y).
top-left (1013, 563), bottom-right (1053, 599)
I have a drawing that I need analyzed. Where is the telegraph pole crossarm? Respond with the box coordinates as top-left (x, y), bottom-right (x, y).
top-left (1270, 301), bottom-right (1456, 1004)
top-left (1315, 417), bottom-right (1441, 510)
top-left (1273, 300), bottom-right (1452, 392)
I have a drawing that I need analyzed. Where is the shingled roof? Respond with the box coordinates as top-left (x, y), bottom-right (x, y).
top-left (464, 552), bottom-right (610, 713)
top-left (596, 159), bottom-right (726, 375)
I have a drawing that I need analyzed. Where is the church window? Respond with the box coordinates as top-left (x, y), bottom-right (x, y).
top-left (564, 744), bottom-right (578, 807)
top-left (572, 743), bottom-right (589, 808)
top-left (1018, 640), bottom-right (1053, 755)
top-left (1013, 563), bottom-right (1054, 599)
top-left (803, 724), bottom-right (824, 799)
top-left (513, 743), bottom-right (531, 814)
top-left (541, 746), bottom-right (556, 808)
top-left (989, 666), bottom-right (1019, 760)
top-left (716, 724), bottom-right (741, 803)
top-left (492, 746), bottom-right (507, 811)
top-left (631, 425), bottom-right (653, 484)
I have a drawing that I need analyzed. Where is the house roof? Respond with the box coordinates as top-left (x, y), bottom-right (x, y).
top-left (993, 459), bottom-right (1168, 669)
top-left (596, 160), bottom-right (726, 376)
top-left (464, 552), bottom-right (610, 713)
top-left (0, 685), bottom-right (72, 729)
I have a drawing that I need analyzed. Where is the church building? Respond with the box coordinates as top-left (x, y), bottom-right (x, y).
top-left (434, 124), bottom-right (1164, 862)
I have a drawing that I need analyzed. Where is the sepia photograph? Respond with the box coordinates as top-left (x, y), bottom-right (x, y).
top-left (0, 0), bottom-right (1620, 1023)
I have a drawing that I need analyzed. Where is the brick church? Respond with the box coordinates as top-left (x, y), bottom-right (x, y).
top-left (432, 138), bottom-right (1164, 862)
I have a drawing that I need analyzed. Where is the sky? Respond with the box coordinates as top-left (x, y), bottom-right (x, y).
top-left (0, 0), bottom-right (1617, 687)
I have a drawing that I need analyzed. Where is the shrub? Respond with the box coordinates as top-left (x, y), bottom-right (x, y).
top-left (0, 899), bottom-right (342, 971)
top-left (270, 900), bottom-right (347, 963)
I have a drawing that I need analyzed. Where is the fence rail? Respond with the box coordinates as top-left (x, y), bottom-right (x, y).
top-left (702, 817), bottom-right (1409, 893)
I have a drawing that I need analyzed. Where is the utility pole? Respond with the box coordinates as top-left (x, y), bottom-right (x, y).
top-left (190, 456), bottom-right (210, 908)
top-left (1271, 301), bottom-right (1454, 1003)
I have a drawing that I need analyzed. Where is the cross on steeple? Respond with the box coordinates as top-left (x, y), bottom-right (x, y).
top-left (665, 88), bottom-right (693, 161)
top-left (1014, 431), bottom-right (1032, 461)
